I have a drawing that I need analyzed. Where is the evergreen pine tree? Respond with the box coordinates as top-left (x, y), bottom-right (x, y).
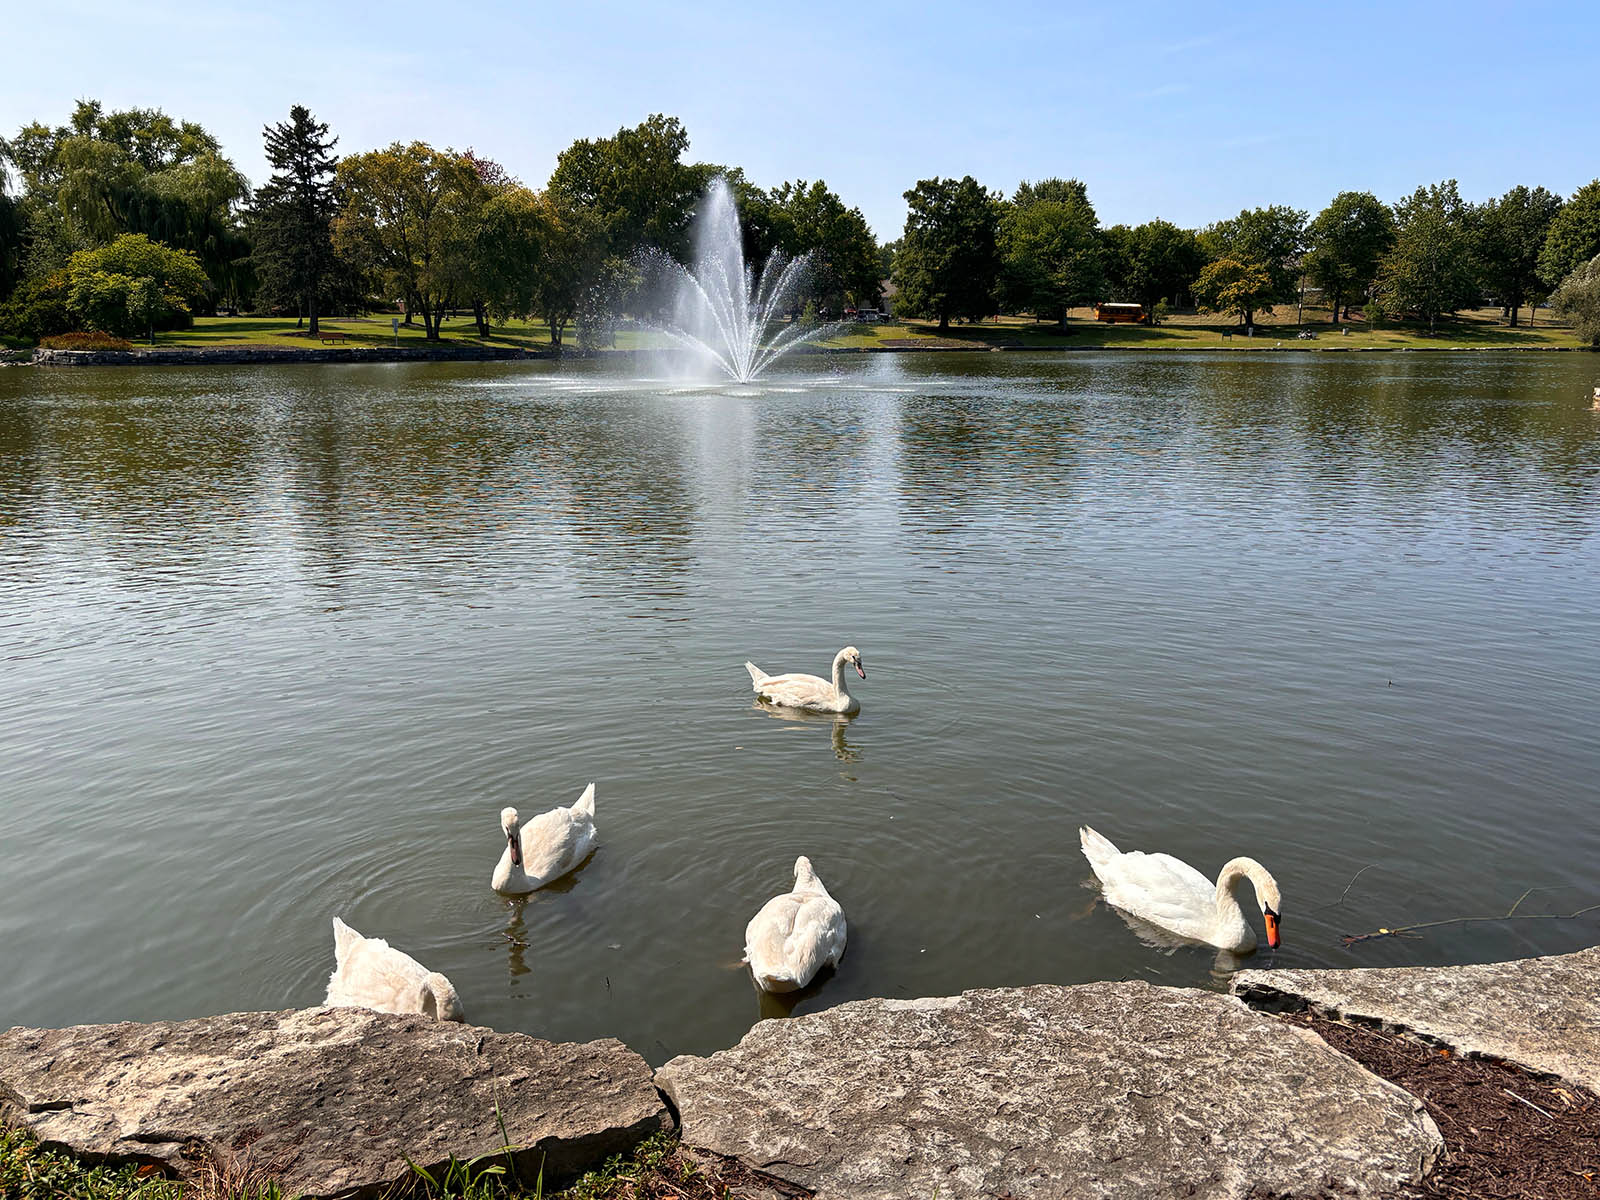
top-left (251, 106), bottom-right (338, 335)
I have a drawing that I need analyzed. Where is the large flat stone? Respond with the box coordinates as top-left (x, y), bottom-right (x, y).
top-left (0, 1007), bottom-right (669, 1199)
top-left (655, 981), bottom-right (1441, 1199)
top-left (1233, 945), bottom-right (1600, 1093)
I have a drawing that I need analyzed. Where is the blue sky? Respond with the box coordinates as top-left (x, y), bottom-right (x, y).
top-left (4, 1), bottom-right (1595, 238)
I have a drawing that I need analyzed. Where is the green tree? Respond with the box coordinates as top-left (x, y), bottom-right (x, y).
top-left (533, 198), bottom-right (609, 349)
top-left (1103, 219), bottom-right (1204, 320)
top-left (65, 232), bottom-right (208, 340)
top-left (1304, 192), bottom-right (1394, 324)
top-left (547, 114), bottom-right (698, 260)
top-left (766, 179), bottom-right (881, 310)
top-left (1200, 205), bottom-right (1307, 323)
top-left (1193, 257), bottom-right (1274, 326)
top-left (1537, 180), bottom-right (1600, 292)
top-left (1550, 253), bottom-right (1600, 347)
top-left (893, 176), bottom-right (1001, 331)
top-left (465, 181), bottom-right (546, 331)
top-left (1471, 185), bottom-right (1563, 326)
top-left (1377, 181), bottom-right (1479, 334)
top-left (250, 106), bottom-right (341, 335)
top-left (998, 178), bottom-right (1103, 328)
top-left (334, 142), bottom-right (470, 340)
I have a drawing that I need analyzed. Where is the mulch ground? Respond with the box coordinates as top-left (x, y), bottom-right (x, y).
top-left (1294, 1012), bottom-right (1600, 1199)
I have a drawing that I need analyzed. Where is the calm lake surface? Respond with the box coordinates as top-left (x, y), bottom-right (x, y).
top-left (2, 351), bottom-right (1598, 1062)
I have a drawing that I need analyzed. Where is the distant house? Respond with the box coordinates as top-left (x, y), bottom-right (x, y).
top-left (1095, 302), bottom-right (1144, 324)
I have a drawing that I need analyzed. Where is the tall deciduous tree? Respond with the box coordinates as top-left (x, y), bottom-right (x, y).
top-left (334, 142), bottom-right (469, 340)
top-left (1102, 219), bottom-right (1203, 320)
top-left (1304, 192), bottom-right (1394, 324)
top-left (998, 178), bottom-right (1104, 328)
top-left (547, 114), bottom-right (698, 260)
top-left (533, 198), bottom-right (609, 349)
top-left (1471, 185), bottom-right (1563, 326)
top-left (765, 179), bottom-right (881, 311)
top-left (1193, 257), bottom-right (1274, 326)
top-left (1537, 180), bottom-right (1600, 293)
top-left (893, 176), bottom-right (1001, 331)
top-left (1377, 181), bottom-right (1478, 334)
top-left (1201, 205), bottom-right (1307, 323)
top-left (250, 106), bottom-right (340, 335)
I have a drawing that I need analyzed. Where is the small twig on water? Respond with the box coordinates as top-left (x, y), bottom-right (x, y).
top-left (1503, 1088), bottom-right (1555, 1120)
top-left (1314, 863), bottom-right (1379, 913)
top-left (1342, 902), bottom-right (1600, 946)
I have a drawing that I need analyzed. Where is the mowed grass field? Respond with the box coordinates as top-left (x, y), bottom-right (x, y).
top-left (151, 304), bottom-right (1589, 354)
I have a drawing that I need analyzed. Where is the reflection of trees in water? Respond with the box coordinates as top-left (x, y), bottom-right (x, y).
top-left (0, 399), bottom-right (44, 532)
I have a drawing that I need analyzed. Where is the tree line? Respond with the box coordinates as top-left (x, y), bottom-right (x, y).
top-left (2, 101), bottom-right (1598, 347)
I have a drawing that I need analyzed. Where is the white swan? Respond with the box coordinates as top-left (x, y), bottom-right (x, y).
top-left (324, 918), bottom-right (464, 1021)
top-left (745, 647), bottom-right (865, 714)
top-left (492, 783), bottom-right (598, 893)
top-left (743, 856), bottom-right (848, 992)
top-left (1079, 826), bottom-right (1281, 953)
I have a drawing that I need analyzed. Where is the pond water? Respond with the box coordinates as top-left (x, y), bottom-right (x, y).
top-left (2, 351), bottom-right (1598, 1063)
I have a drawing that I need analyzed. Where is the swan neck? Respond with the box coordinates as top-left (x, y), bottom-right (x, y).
top-left (831, 652), bottom-right (851, 697)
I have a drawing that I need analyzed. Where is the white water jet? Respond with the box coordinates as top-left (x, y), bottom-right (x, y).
top-left (647, 178), bottom-right (836, 383)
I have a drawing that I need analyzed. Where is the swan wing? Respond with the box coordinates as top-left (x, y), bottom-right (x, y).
top-left (519, 805), bottom-right (592, 884)
top-left (1098, 851), bottom-right (1215, 928)
top-left (326, 930), bottom-right (430, 1013)
top-left (754, 672), bottom-right (837, 710)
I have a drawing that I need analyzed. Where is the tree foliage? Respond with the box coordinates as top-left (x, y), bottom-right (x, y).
top-left (997, 178), bottom-right (1103, 327)
top-left (1551, 252), bottom-right (1600, 347)
top-left (893, 176), bottom-right (1001, 331)
top-left (1193, 257), bottom-right (1274, 325)
top-left (65, 232), bottom-right (209, 339)
top-left (1537, 180), bottom-right (1600, 291)
top-left (1377, 181), bottom-right (1479, 333)
top-left (1200, 205), bottom-right (1306, 322)
top-left (547, 114), bottom-right (698, 260)
top-left (1304, 192), bottom-right (1394, 323)
top-left (1471, 185), bottom-right (1563, 325)
top-left (1102, 219), bottom-right (1203, 318)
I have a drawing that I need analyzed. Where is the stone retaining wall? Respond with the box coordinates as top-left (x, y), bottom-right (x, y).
top-left (30, 345), bottom-right (554, 367)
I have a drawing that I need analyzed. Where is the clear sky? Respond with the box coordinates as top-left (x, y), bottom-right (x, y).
top-left (4, 1), bottom-right (1595, 238)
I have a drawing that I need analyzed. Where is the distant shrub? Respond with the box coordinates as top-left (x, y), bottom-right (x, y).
top-left (1153, 299), bottom-right (1172, 326)
top-left (40, 331), bottom-right (135, 351)
top-left (1362, 301), bottom-right (1385, 329)
top-left (0, 272), bottom-right (73, 343)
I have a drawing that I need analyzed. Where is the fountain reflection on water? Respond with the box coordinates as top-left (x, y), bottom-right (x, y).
top-left (646, 177), bottom-right (837, 383)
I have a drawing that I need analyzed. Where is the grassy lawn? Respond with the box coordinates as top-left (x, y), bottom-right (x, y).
top-left (818, 304), bottom-right (1588, 352)
top-left (140, 304), bottom-right (1588, 355)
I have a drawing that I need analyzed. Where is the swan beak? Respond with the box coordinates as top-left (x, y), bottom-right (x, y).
top-left (507, 832), bottom-right (522, 868)
top-left (854, 660), bottom-right (866, 679)
top-left (1263, 907), bottom-right (1281, 949)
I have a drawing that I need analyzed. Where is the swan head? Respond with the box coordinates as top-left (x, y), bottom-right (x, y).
top-left (794, 855), bottom-right (817, 886)
top-left (500, 807), bottom-right (522, 868)
top-left (419, 972), bottom-right (465, 1022)
top-left (837, 646), bottom-right (866, 679)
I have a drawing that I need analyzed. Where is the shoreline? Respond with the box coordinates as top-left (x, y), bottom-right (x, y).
top-left (17, 341), bottom-right (1596, 368)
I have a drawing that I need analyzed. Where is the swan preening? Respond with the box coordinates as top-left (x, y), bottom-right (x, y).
top-left (743, 855), bottom-right (848, 992)
top-left (745, 647), bottom-right (865, 714)
top-left (493, 783), bottom-right (598, 893)
top-left (1079, 826), bottom-right (1282, 954)
top-left (324, 918), bottom-right (464, 1022)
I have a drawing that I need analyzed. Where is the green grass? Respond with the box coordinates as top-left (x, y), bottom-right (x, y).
top-left (106, 303), bottom-right (1592, 356)
top-left (816, 304), bottom-right (1589, 352)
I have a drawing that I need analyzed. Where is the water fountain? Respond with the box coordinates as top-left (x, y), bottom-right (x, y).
top-left (647, 177), bottom-right (836, 383)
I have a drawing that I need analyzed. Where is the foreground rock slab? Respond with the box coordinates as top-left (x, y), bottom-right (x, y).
top-left (0, 1007), bottom-right (669, 1199)
top-left (1234, 945), bottom-right (1600, 1094)
top-left (656, 981), bottom-right (1441, 1200)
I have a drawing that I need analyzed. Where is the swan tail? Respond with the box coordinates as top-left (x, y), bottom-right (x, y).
top-left (1079, 826), bottom-right (1121, 870)
top-left (744, 661), bottom-right (767, 686)
top-left (572, 782), bottom-right (596, 818)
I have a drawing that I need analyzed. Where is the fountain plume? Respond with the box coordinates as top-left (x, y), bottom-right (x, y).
top-left (644, 178), bottom-right (837, 382)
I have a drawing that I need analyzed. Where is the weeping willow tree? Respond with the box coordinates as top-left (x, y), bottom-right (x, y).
top-left (8, 101), bottom-right (251, 307)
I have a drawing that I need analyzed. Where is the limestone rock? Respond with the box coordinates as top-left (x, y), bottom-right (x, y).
top-left (1234, 944), bottom-right (1600, 1092)
top-left (0, 1007), bottom-right (669, 1199)
top-left (656, 981), bottom-right (1441, 1199)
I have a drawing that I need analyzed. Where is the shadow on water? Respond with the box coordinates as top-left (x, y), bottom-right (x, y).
top-left (751, 701), bottom-right (861, 762)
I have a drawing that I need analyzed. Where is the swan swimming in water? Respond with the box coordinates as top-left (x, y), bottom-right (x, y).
top-left (324, 918), bottom-right (464, 1021)
top-left (492, 783), bottom-right (598, 893)
top-left (743, 855), bottom-right (848, 992)
top-left (1079, 826), bottom-right (1281, 954)
top-left (745, 647), bottom-right (865, 714)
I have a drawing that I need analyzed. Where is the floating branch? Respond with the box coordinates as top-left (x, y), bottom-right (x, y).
top-left (1342, 894), bottom-right (1600, 946)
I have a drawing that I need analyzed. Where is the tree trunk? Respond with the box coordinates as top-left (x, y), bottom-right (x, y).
top-left (1330, 289), bottom-right (1341, 324)
top-left (308, 292), bottom-right (319, 338)
top-left (474, 299), bottom-right (489, 338)
top-left (939, 312), bottom-right (950, 332)
top-left (1508, 294), bottom-right (1520, 327)
top-left (1057, 308), bottom-right (1068, 331)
